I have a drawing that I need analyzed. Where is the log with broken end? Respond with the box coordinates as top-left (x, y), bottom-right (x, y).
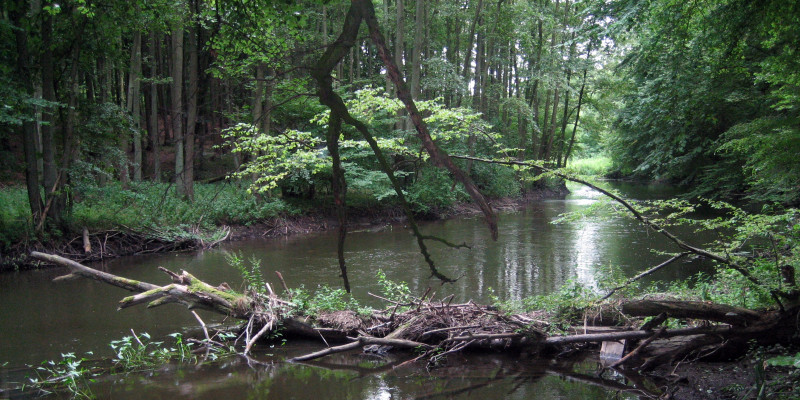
top-left (31, 251), bottom-right (250, 319)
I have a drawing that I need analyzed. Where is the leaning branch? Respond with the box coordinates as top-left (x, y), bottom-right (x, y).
top-left (311, 1), bottom-right (456, 282)
top-left (360, 0), bottom-right (498, 241)
top-left (599, 252), bottom-right (689, 301)
top-left (449, 155), bottom-right (770, 295)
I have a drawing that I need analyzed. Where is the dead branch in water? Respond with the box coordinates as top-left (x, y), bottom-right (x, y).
top-left (31, 252), bottom-right (799, 371)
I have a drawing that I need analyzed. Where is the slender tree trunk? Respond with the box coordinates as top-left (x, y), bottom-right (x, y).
top-left (252, 64), bottom-right (265, 131)
top-left (60, 36), bottom-right (82, 210)
top-left (40, 10), bottom-right (61, 222)
top-left (148, 31), bottom-right (161, 182)
top-left (160, 34), bottom-right (172, 146)
top-left (473, 29), bottom-right (484, 111)
top-left (183, 4), bottom-right (198, 201)
top-left (382, 0), bottom-right (392, 95)
top-left (557, 39), bottom-right (577, 168)
top-left (394, 0), bottom-right (406, 130)
top-left (11, 2), bottom-right (42, 221)
top-left (538, 88), bottom-right (551, 157)
top-left (461, 0), bottom-right (484, 80)
top-left (544, 88), bottom-right (560, 161)
top-left (127, 29), bottom-right (143, 182)
top-left (409, 0), bottom-right (424, 99)
top-left (263, 68), bottom-right (274, 135)
top-left (564, 65), bottom-right (589, 165)
top-left (171, 22), bottom-right (186, 198)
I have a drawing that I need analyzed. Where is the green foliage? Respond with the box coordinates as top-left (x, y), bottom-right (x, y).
top-left (566, 157), bottom-right (612, 177)
top-left (376, 270), bottom-right (413, 304)
top-left (0, 181), bottom-right (296, 254)
top-left (610, 0), bottom-right (800, 203)
top-left (767, 353), bottom-right (800, 369)
top-left (225, 252), bottom-right (267, 295)
top-left (29, 331), bottom-right (235, 398)
top-left (470, 162), bottom-right (521, 198)
top-left (223, 85), bottom-right (509, 213)
top-left (288, 285), bottom-right (364, 317)
top-left (522, 278), bottom-right (598, 319)
top-left (0, 187), bottom-right (33, 248)
top-left (71, 181), bottom-right (291, 229)
top-left (487, 279), bottom-right (600, 325)
top-left (222, 124), bottom-right (329, 194)
top-left (406, 166), bottom-right (465, 214)
top-left (30, 352), bottom-right (95, 399)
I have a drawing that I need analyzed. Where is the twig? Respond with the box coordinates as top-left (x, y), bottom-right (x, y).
top-left (599, 253), bottom-right (689, 301)
top-left (130, 329), bottom-right (144, 346)
top-left (245, 318), bottom-right (274, 355)
top-left (275, 271), bottom-right (292, 299)
top-left (420, 325), bottom-right (482, 338)
top-left (368, 292), bottom-right (413, 307)
top-left (192, 311), bottom-right (211, 343)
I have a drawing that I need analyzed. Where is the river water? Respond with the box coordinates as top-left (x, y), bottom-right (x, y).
top-left (0, 182), bottom-right (713, 398)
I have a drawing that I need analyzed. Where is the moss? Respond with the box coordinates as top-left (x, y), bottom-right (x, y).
top-left (184, 273), bottom-right (245, 305)
top-left (114, 277), bottom-right (147, 289)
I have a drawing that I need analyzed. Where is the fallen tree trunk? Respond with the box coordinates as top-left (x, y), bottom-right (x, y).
top-left (31, 252), bottom-right (799, 370)
top-left (621, 300), bottom-right (763, 326)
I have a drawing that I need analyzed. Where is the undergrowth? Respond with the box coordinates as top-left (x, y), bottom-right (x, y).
top-left (27, 331), bottom-right (236, 399)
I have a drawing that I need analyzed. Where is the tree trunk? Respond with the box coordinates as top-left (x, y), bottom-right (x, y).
top-left (461, 0), bottom-right (484, 82)
top-left (409, 0), bottom-right (424, 99)
top-left (252, 64), bottom-right (265, 132)
top-left (183, 9), bottom-right (198, 202)
top-left (360, 0), bottom-right (498, 240)
top-left (11, 2), bottom-right (42, 222)
top-left (171, 21), bottom-right (186, 198)
top-left (40, 10), bottom-right (61, 223)
top-left (394, 0), bottom-right (406, 130)
top-left (127, 29), bottom-right (143, 182)
top-left (472, 30), bottom-right (483, 111)
top-left (263, 68), bottom-right (274, 135)
top-left (564, 45), bottom-right (591, 165)
top-left (147, 31), bottom-right (161, 182)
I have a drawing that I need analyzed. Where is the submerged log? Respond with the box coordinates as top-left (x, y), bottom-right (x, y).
top-left (31, 252), bottom-right (799, 370)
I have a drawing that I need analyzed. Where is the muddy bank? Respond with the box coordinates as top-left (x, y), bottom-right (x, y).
top-left (647, 356), bottom-right (799, 399)
top-left (1, 187), bottom-right (568, 271)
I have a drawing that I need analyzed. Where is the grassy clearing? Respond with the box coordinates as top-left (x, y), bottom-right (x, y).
top-left (566, 156), bottom-right (612, 177)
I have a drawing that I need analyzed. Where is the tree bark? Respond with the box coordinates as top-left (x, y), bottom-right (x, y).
top-left (183, 7), bottom-right (198, 201)
top-left (394, 0), bottom-right (406, 130)
top-left (127, 28), bottom-right (143, 182)
top-left (171, 18), bottom-right (186, 198)
top-left (11, 1), bottom-right (43, 222)
top-left (147, 31), bottom-right (161, 182)
top-left (409, 0), bottom-right (424, 99)
top-left (361, 0), bottom-right (499, 240)
top-left (564, 51), bottom-right (589, 165)
top-left (40, 9), bottom-right (61, 223)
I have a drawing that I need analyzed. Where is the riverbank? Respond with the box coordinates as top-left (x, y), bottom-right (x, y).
top-left (0, 184), bottom-right (568, 271)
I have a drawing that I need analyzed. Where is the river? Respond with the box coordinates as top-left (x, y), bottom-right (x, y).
top-left (0, 182), bottom-right (713, 398)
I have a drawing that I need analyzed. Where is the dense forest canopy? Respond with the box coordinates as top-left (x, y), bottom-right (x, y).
top-left (1, 0), bottom-right (798, 238)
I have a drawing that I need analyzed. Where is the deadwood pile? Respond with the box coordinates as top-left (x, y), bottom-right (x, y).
top-left (31, 252), bottom-right (800, 371)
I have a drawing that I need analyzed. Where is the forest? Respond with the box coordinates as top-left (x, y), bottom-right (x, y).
top-left (1, 0), bottom-right (799, 398)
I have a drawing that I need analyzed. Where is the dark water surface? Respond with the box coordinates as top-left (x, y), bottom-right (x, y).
top-left (0, 182), bottom-right (711, 398)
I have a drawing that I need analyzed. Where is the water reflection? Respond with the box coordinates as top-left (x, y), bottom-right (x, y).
top-left (0, 182), bottom-right (713, 368)
top-left (77, 349), bottom-right (650, 400)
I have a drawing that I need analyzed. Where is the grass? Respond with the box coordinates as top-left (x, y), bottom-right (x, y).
top-left (0, 181), bottom-right (299, 251)
top-left (566, 156), bottom-right (612, 177)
